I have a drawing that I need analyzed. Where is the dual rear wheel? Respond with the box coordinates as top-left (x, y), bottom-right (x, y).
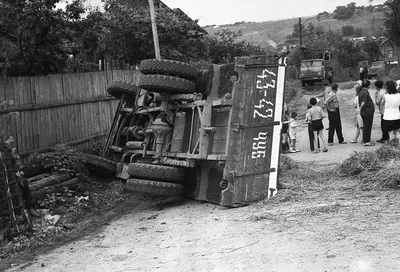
top-left (105, 59), bottom-right (198, 196)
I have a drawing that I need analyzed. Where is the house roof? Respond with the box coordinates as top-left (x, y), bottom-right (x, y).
top-left (132, 0), bottom-right (207, 36)
top-left (172, 8), bottom-right (208, 36)
top-left (378, 38), bottom-right (390, 47)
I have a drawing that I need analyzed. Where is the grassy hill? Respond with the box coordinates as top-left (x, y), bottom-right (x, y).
top-left (204, 9), bottom-right (386, 50)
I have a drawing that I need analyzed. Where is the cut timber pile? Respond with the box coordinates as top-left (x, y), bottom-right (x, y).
top-left (28, 173), bottom-right (79, 200)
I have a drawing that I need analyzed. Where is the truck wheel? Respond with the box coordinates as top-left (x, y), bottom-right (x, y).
top-left (301, 81), bottom-right (306, 87)
top-left (127, 163), bottom-right (186, 182)
top-left (125, 178), bottom-right (183, 196)
top-left (107, 81), bottom-right (138, 99)
top-left (138, 74), bottom-right (196, 94)
top-left (82, 153), bottom-right (117, 174)
top-left (139, 59), bottom-right (199, 80)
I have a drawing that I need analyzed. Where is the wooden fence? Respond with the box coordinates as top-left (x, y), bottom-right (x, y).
top-left (0, 70), bottom-right (141, 161)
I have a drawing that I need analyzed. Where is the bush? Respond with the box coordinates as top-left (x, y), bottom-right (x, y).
top-left (341, 25), bottom-right (355, 36)
top-left (376, 68), bottom-right (388, 80)
top-left (284, 81), bottom-right (299, 101)
top-left (195, 65), bottom-right (213, 97)
top-left (388, 66), bottom-right (400, 80)
top-left (28, 144), bottom-right (89, 180)
top-left (86, 135), bottom-right (107, 157)
top-left (218, 63), bottom-right (236, 97)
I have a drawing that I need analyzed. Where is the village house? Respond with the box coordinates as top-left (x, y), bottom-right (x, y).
top-left (378, 38), bottom-right (398, 64)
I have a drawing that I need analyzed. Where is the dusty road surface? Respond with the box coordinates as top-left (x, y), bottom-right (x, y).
top-left (5, 81), bottom-right (400, 272)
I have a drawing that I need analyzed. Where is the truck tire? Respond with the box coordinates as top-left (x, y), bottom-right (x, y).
top-left (82, 153), bottom-right (117, 174)
top-left (139, 59), bottom-right (198, 80)
top-left (125, 178), bottom-right (183, 196)
top-left (138, 74), bottom-right (196, 94)
top-left (301, 81), bottom-right (306, 87)
top-left (127, 163), bottom-right (186, 182)
top-left (107, 81), bottom-right (138, 99)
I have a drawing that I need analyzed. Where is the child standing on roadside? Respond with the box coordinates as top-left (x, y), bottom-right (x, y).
top-left (308, 97), bottom-right (328, 153)
top-left (351, 84), bottom-right (364, 143)
top-left (305, 103), bottom-right (319, 151)
top-left (289, 112), bottom-right (300, 153)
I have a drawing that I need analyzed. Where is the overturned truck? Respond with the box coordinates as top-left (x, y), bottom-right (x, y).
top-left (101, 56), bottom-right (286, 207)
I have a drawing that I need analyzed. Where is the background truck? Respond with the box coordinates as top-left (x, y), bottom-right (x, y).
top-left (299, 59), bottom-right (333, 87)
top-left (367, 61), bottom-right (386, 79)
top-left (100, 55), bottom-right (287, 207)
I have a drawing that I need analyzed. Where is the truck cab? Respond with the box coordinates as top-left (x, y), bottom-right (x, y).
top-left (300, 59), bottom-right (332, 87)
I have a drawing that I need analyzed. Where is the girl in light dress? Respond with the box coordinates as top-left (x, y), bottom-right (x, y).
top-left (351, 84), bottom-right (364, 143)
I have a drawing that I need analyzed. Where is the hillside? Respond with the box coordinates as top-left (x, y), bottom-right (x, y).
top-left (204, 9), bottom-right (386, 50)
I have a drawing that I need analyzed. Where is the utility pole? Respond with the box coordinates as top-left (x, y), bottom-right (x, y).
top-left (148, 0), bottom-right (161, 60)
top-left (299, 17), bottom-right (303, 62)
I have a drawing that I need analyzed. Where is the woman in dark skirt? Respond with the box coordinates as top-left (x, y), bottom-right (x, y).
top-left (382, 80), bottom-right (400, 142)
top-left (307, 97), bottom-right (328, 153)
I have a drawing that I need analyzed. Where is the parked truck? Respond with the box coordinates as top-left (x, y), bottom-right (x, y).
top-left (96, 55), bottom-right (287, 207)
top-left (367, 61), bottom-right (386, 79)
top-left (299, 59), bottom-right (333, 87)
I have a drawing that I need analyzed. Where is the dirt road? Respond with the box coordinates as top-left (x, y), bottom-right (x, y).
top-left (6, 82), bottom-right (400, 272)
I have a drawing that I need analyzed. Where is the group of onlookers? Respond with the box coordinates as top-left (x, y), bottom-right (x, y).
top-left (351, 79), bottom-right (400, 146)
top-left (373, 79), bottom-right (400, 143)
top-left (281, 78), bottom-right (400, 154)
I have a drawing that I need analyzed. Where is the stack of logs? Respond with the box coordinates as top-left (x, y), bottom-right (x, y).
top-left (28, 173), bottom-right (79, 200)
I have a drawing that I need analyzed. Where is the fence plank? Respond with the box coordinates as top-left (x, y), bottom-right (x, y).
top-left (0, 70), bottom-right (139, 157)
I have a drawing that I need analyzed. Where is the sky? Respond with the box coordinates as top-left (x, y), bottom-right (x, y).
top-left (161, 0), bottom-right (386, 26)
top-left (78, 0), bottom-right (387, 26)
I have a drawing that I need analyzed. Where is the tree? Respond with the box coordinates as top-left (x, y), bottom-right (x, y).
top-left (0, 0), bottom-right (86, 76)
top-left (292, 22), bottom-right (332, 60)
top-left (0, 38), bottom-right (18, 77)
top-left (336, 39), bottom-right (367, 67)
top-left (291, 22), bottom-right (306, 40)
top-left (333, 2), bottom-right (356, 20)
top-left (383, 0), bottom-right (400, 60)
top-left (286, 21), bottom-right (367, 68)
top-left (362, 40), bottom-right (381, 62)
top-left (92, 1), bottom-right (267, 65)
top-left (342, 25), bottom-right (355, 36)
top-left (204, 29), bottom-right (267, 64)
top-left (366, 5), bottom-right (374, 12)
top-left (96, 0), bottom-right (208, 63)
top-left (73, 10), bottom-right (110, 63)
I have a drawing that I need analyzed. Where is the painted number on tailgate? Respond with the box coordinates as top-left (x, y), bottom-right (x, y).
top-left (252, 131), bottom-right (268, 159)
top-left (250, 68), bottom-right (277, 159)
top-left (254, 69), bottom-right (276, 119)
